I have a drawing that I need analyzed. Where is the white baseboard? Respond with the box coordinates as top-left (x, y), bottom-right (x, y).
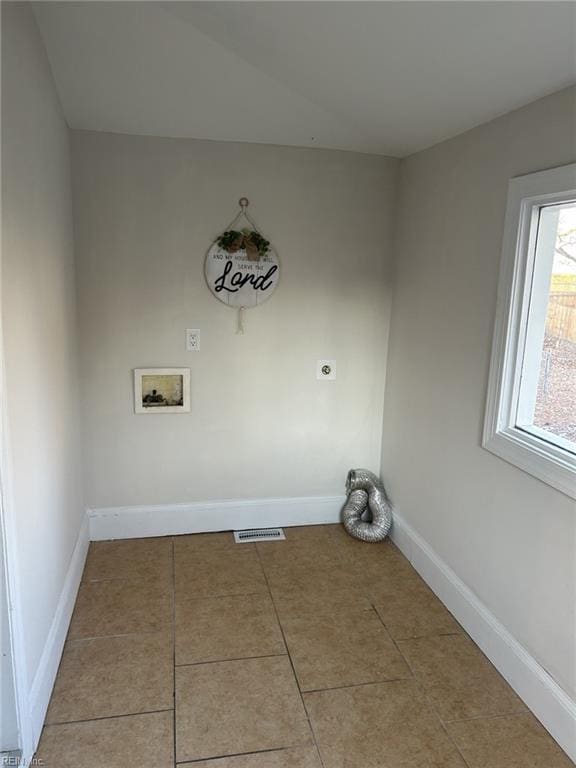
top-left (390, 511), bottom-right (576, 763)
top-left (88, 495), bottom-right (345, 541)
top-left (27, 514), bottom-right (90, 750)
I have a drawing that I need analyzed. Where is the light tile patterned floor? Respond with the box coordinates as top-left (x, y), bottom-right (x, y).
top-left (36, 525), bottom-right (573, 767)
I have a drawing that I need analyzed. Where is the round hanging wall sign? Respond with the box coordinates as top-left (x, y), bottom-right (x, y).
top-left (205, 198), bottom-right (280, 313)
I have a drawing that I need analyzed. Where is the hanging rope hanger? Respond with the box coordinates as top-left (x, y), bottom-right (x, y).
top-left (223, 197), bottom-right (262, 234)
top-left (226, 199), bottom-right (252, 335)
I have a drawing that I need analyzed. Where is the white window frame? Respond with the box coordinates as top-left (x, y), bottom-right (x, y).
top-left (483, 163), bottom-right (576, 500)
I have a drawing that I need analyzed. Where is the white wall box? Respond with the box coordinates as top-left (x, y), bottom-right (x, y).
top-left (316, 360), bottom-right (337, 381)
top-left (185, 329), bottom-right (201, 352)
top-left (134, 368), bottom-right (191, 414)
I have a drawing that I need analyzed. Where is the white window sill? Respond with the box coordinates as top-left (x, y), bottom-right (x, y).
top-left (483, 426), bottom-right (576, 500)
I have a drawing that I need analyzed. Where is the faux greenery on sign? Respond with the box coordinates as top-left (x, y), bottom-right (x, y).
top-left (217, 228), bottom-right (271, 260)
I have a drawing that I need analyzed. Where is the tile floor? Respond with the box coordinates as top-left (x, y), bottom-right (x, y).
top-left (36, 525), bottom-right (573, 767)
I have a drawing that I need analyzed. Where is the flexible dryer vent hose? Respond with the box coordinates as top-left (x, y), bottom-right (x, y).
top-left (343, 468), bottom-right (392, 542)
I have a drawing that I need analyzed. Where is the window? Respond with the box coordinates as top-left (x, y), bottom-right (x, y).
top-left (484, 163), bottom-right (576, 499)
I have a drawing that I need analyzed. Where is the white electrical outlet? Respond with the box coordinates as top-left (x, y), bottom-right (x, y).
top-left (316, 359), bottom-right (336, 380)
top-left (186, 329), bottom-right (201, 351)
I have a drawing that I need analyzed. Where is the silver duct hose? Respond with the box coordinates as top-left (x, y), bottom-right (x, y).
top-left (342, 468), bottom-right (392, 542)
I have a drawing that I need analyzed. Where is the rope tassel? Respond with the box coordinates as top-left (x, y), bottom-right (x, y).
top-left (237, 306), bottom-right (245, 335)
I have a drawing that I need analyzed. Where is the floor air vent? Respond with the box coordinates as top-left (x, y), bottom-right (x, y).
top-left (234, 527), bottom-right (286, 543)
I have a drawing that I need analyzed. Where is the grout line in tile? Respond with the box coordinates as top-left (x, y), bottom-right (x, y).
top-left (174, 589), bottom-right (270, 601)
top-left (301, 674), bottom-right (417, 696)
top-left (175, 653), bottom-right (288, 669)
top-left (45, 707), bottom-right (175, 728)
top-left (369, 604), bottom-right (410, 655)
top-left (254, 544), bottom-right (327, 768)
top-left (442, 710), bottom-right (534, 725)
top-left (176, 745), bottom-right (296, 764)
top-left (378, 611), bottom-right (423, 682)
top-left (81, 576), bottom-right (174, 584)
top-left (66, 628), bottom-right (173, 643)
top-left (436, 711), bottom-right (473, 767)
top-left (174, 590), bottom-right (271, 604)
top-left (387, 629), bottom-right (464, 642)
top-left (174, 548), bottom-right (257, 562)
top-left (81, 571), bottom-right (174, 581)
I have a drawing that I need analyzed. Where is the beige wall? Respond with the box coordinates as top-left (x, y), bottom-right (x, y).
top-left (72, 131), bottom-right (398, 508)
top-left (382, 86), bottom-right (576, 700)
top-left (1, 2), bottom-right (84, 686)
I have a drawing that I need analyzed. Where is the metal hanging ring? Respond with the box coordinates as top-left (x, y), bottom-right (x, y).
top-left (238, 197), bottom-right (249, 209)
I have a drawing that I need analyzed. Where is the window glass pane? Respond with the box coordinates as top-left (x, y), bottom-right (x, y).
top-left (533, 204), bottom-right (576, 448)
